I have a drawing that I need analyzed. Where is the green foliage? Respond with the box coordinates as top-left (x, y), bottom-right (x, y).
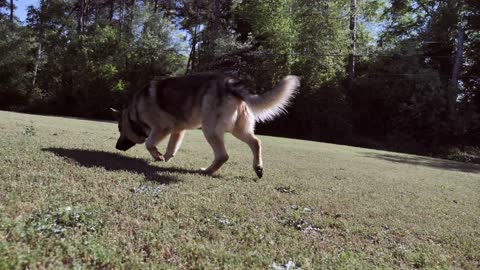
top-left (398, 74), bottom-right (450, 143)
top-left (21, 2), bottom-right (187, 118)
top-left (293, 0), bottom-right (350, 87)
top-left (235, 0), bottom-right (297, 86)
top-left (1, 0), bottom-right (480, 150)
top-left (0, 24), bottom-right (35, 108)
top-left (351, 0), bottom-right (480, 147)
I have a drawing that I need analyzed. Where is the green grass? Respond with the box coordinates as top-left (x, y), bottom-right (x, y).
top-left (1, 110), bottom-right (479, 269)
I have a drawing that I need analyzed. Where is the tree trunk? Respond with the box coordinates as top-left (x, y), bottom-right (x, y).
top-left (33, 0), bottom-right (46, 87)
top-left (119, 0), bottom-right (126, 38)
top-left (347, 0), bottom-right (357, 92)
top-left (212, 0), bottom-right (221, 46)
top-left (32, 43), bottom-right (42, 86)
top-left (154, 0), bottom-right (158, 13)
top-left (199, 0), bottom-right (221, 69)
top-left (212, 0), bottom-right (221, 34)
top-left (130, 0), bottom-right (136, 26)
top-left (124, 0), bottom-right (136, 40)
top-left (109, 0), bottom-right (115, 22)
top-left (449, 22), bottom-right (465, 119)
top-left (9, 0), bottom-right (14, 22)
top-left (185, 25), bottom-right (198, 74)
top-left (94, 0), bottom-right (98, 25)
top-left (77, 0), bottom-right (85, 33)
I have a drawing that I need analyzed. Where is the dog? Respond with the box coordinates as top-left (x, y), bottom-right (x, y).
top-left (110, 72), bottom-right (299, 178)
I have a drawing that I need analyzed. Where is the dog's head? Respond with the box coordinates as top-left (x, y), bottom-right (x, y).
top-left (110, 108), bottom-right (146, 151)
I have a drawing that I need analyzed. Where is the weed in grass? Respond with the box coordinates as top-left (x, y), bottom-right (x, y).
top-left (275, 186), bottom-right (296, 194)
top-left (22, 125), bottom-right (35, 136)
top-left (26, 206), bottom-right (103, 238)
top-left (321, 250), bottom-right (371, 269)
top-left (284, 217), bottom-right (309, 231)
top-left (282, 207), bottom-right (321, 233)
top-left (130, 185), bottom-right (166, 195)
top-left (272, 260), bottom-right (303, 270)
top-left (213, 216), bottom-right (231, 227)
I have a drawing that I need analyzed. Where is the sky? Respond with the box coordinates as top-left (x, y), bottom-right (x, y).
top-left (14, 0), bottom-right (38, 23)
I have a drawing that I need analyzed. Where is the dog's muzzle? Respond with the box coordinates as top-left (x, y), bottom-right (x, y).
top-left (115, 138), bottom-right (136, 151)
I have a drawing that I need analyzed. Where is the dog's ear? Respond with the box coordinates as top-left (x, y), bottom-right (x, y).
top-left (109, 108), bottom-right (121, 121)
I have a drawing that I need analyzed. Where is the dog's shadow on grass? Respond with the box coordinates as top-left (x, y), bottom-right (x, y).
top-left (43, 147), bottom-right (200, 184)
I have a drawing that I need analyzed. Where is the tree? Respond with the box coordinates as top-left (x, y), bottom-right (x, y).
top-left (9, 0), bottom-right (13, 22)
top-left (348, 0), bottom-right (357, 92)
top-left (0, 24), bottom-right (35, 108)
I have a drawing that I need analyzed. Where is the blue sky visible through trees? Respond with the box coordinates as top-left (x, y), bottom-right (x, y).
top-left (15, 0), bottom-right (37, 22)
top-left (15, 0), bottom-right (383, 46)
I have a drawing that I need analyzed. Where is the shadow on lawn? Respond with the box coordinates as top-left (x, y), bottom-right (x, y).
top-left (43, 147), bottom-right (200, 184)
top-left (364, 152), bottom-right (480, 174)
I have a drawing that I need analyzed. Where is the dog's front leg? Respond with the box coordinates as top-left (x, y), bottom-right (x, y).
top-left (201, 132), bottom-right (229, 175)
top-left (164, 130), bottom-right (186, 162)
top-left (146, 128), bottom-right (170, 161)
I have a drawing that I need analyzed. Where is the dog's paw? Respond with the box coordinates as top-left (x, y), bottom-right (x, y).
top-left (153, 155), bottom-right (165, 162)
top-left (199, 168), bottom-right (213, 176)
top-left (148, 147), bottom-right (165, 162)
top-left (255, 166), bottom-right (263, 178)
top-left (163, 154), bottom-right (173, 162)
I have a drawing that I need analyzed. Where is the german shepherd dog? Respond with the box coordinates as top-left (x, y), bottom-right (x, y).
top-left (111, 73), bottom-right (299, 178)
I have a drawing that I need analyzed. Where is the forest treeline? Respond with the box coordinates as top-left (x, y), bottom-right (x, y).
top-left (1, 0), bottom-right (479, 155)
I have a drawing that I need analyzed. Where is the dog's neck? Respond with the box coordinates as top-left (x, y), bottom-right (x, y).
top-left (128, 106), bottom-right (149, 138)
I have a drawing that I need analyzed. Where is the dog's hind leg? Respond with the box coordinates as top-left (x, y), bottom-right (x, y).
top-left (232, 111), bottom-right (263, 178)
top-left (164, 130), bottom-right (186, 162)
top-left (146, 128), bottom-right (170, 161)
top-left (201, 131), bottom-right (229, 175)
top-left (233, 131), bottom-right (263, 178)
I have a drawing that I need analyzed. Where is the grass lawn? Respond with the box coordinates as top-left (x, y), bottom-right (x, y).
top-left (1, 110), bottom-right (479, 269)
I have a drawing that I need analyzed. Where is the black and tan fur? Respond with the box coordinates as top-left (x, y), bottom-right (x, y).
top-left (111, 72), bottom-right (300, 178)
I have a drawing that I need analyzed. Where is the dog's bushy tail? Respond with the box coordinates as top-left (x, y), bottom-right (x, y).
top-left (230, 76), bottom-right (300, 122)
